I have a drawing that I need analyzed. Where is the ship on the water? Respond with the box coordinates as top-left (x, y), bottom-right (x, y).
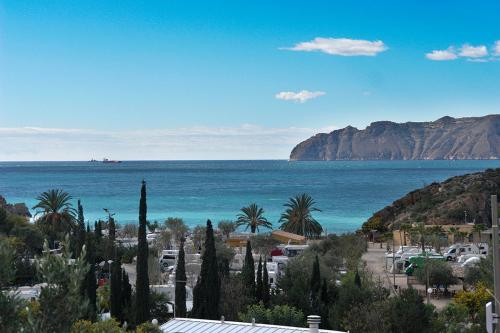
top-left (102, 158), bottom-right (122, 164)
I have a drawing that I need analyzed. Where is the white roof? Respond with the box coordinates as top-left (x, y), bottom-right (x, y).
top-left (160, 318), bottom-right (345, 333)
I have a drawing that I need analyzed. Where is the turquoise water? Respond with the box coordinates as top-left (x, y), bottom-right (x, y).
top-left (0, 160), bottom-right (499, 233)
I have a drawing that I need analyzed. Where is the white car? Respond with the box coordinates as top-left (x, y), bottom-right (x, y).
top-left (461, 256), bottom-right (481, 268)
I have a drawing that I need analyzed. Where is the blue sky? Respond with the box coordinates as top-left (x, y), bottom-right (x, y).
top-left (1, 1), bottom-right (499, 160)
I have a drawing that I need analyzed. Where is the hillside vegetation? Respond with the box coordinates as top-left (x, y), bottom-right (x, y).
top-left (362, 168), bottom-right (500, 231)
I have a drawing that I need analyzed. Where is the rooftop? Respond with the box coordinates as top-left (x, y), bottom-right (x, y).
top-left (160, 318), bottom-right (345, 333)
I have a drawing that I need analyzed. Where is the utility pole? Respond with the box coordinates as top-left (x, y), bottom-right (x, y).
top-left (491, 195), bottom-right (499, 332)
top-left (392, 236), bottom-right (396, 292)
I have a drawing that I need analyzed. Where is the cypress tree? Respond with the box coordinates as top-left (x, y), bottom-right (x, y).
top-left (75, 200), bottom-right (86, 257)
top-left (320, 278), bottom-right (329, 305)
top-left (191, 220), bottom-right (219, 319)
top-left (310, 255), bottom-right (321, 313)
top-left (108, 217), bottom-right (116, 242)
top-left (110, 257), bottom-right (123, 321)
top-left (262, 257), bottom-right (270, 307)
top-left (320, 278), bottom-right (330, 329)
top-left (106, 216), bottom-right (116, 260)
top-left (95, 221), bottom-right (102, 241)
top-left (175, 238), bottom-right (187, 318)
top-left (241, 240), bottom-right (255, 299)
top-left (122, 268), bottom-right (132, 323)
top-left (122, 268), bottom-right (132, 306)
top-left (135, 180), bottom-right (150, 324)
top-left (84, 224), bottom-right (97, 320)
top-left (256, 256), bottom-right (263, 302)
top-left (354, 270), bottom-right (362, 288)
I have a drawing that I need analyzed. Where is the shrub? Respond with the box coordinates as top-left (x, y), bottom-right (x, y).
top-left (239, 304), bottom-right (305, 327)
top-left (136, 322), bottom-right (162, 333)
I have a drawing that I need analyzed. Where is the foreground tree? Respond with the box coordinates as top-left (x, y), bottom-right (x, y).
top-left (136, 180), bottom-right (150, 324)
top-left (279, 193), bottom-right (323, 238)
top-left (27, 237), bottom-right (89, 333)
top-left (110, 257), bottom-right (122, 322)
top-left (192, 220), bottom-right (220, 319)
top-left (75, 200), bottom-right (86, 257)
top-left (241, 240), bottom-right (256, 299)
top-left (256, 256), bottom-right (263, 302)
top-left (83, 224), bottom-right (97, 320)
top-left (33, 189), bottom-right (76, 247)
top-left (175, 238), bottom-right (187, 318)
top-left (236, 203), bottom-right (272, 233)
top-left (310, 255), bottom-right (321, 313)
top-left (262, 257), bottom-right (270, 306)
top-left (386, 288), bottom-right (434, 333)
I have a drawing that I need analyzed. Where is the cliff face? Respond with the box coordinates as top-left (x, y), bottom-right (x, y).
top-left (290, 115), bottom-right (500, 160)
top-left (362, 168), bottom-right (500, 229)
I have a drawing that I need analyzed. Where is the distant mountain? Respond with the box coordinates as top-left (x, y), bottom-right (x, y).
top-left (290, 115), bottom-right (500, 160)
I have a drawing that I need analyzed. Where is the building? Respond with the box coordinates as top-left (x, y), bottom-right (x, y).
top-left (160, 316), bottom-right (346, 333)
top-left (271, 230), bottom-right (306, 245)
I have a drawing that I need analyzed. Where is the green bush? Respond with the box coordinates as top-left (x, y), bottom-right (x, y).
top-left (239, 304), bottom-right (305, 327)
top-left (136, 322), bottom-right (162, 333)
top-left (121, 246), bottom-right (138, 264)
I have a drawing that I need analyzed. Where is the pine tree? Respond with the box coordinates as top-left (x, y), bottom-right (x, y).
top-left (262, 257), bottom-right (270, 307)
top-left (354, 270), bottom-right (362, 288)
top-left (241, 240), bottom-right (255, 299)
top-left (256, 256), bottom-right (263, 302)
top-left (135, 180), bottom-right (150, 324)
top-left (310, 255), bottom-right (321, 313)
top-left (191, 220), bottom-right (220, 319)
top-left (175, 238), bottom-right (187, 318)
top-left (110, 257), bottom-right (122, 321)
top-left (84, 224), bottom-right (97, 320)
top-left (75, 200), bottom-right (86, 258)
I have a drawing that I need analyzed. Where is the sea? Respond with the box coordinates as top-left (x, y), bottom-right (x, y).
top-left (0, 160), bottom-right (499, 234)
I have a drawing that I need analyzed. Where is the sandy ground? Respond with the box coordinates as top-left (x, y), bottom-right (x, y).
top-left (362, 242), bottom-right (455, 310)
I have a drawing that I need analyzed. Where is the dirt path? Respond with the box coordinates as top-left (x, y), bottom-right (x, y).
top-left (362, 242), bottom-right (452, 310)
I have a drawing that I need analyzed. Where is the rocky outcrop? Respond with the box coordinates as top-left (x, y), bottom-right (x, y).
top-left (290, 115), bottom-right (500, 160)
top-left (362, 168), bottom-right (500, 229)
top-left (0, 195), bottom-right (32, 217)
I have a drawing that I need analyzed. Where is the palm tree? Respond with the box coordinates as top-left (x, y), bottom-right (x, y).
top-left (33, 189), bottom-right (76, 246)
top-left (236, 203), bottom-right (272, 233)
top-left (400, 223), bottom-right (412, 246)
top-left (472, 223), bottom-right (486, 245)
top-left (448, 227), bottom-right (461, 243)
top-left (279, 193), bottom-right (323, 238)
top-left (411, 223), bottom-right (428, 252)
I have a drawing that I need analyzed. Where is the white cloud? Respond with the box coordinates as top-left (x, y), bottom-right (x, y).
top-left (275, 90), bottom-right (325, 103)
top-left (283, 37), bottom-right (387, 56)
top-left (0, 125), bottom-right (337, 161)
top-left (425, 48), bottom-right (458, 61)
top-left (494, 41), bottom-right (500, 56)
top-left (459, 44), bottom-right (488, 58)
